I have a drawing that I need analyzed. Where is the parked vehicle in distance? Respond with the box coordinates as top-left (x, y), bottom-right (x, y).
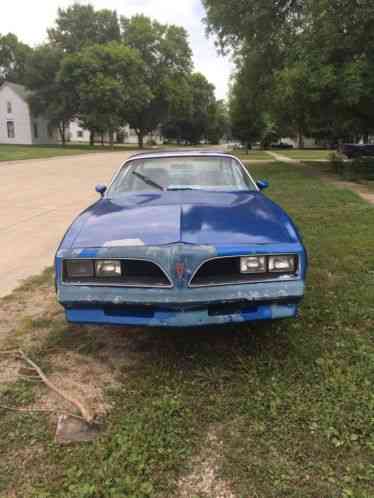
top-left (55, 150), bottom-right (308, 328)
top-left (341, 143), bottom-right (374, 159)
top-left (271, 142), bottom-right (294, 149)
top-left (232, 143), bottom-right (251, 150)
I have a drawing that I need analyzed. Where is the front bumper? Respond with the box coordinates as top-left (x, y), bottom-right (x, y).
top-left (59, 280), bottom-right (305, 327)
top-left (65, 303), bottom-right (299, 327)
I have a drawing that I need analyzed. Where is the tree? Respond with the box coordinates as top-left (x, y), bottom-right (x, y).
top-left (187, 73), bottom-right (216, 144)
top-left (59, 42), bottom-right (144, 147)
top-left (204, 0), bottom-right (374, 144)
top-left (163, 72), bottom-right (218, 145)
top-left (121, 15), bottom-right (193, 148)
top-left (207, 100), bottom-right (230, 144)
top-left (47, 3), bottom-right (122, 143)
top-left (25, 45), bottom-right (76, 144)
top-left (229, 81), bottom-right (265, 149)
top-left (203, 0), bottom-right (303, 64)
top-left (48, 3), bottom-right (121, 53)
top-left (0, 33), bottom-right (32, 84)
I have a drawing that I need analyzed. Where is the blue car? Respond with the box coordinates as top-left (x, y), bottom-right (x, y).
top-left (55, 150), bottom-right (307, 327)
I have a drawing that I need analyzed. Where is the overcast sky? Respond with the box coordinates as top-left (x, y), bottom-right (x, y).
top-left (0, 0), bottom-right (233, 99)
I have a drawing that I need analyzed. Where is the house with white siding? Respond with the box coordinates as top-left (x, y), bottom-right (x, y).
top-left (0, 82), bottom-right (57, 145)
top-left (0, 81), bottom-right (164, 146)
top-left (68, 120), bottom-right (163, 146)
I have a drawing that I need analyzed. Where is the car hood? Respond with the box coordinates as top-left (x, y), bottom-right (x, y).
top-left (69, 191), bottom-right (300, 248)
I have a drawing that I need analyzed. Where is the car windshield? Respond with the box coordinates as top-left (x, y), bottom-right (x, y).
top-left (107, 156), bottom-right (256, 196)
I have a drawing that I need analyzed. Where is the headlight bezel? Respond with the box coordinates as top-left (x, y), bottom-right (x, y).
top-left (63, 259), bottom-right (123, 281)
top-left (268, 255), bottom-right (297, 273)
top-left (95, 260), bottom-right (122, 277)
top-left (240, 256), bottom-right (267, 274)
top-left (64, 259), bottom-right (95, 279)
top-left (240, 254), bottom-right (298, 275)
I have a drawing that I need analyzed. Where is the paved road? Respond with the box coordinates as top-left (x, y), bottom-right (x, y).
top-left (0, 152), bottom-right (132, 298)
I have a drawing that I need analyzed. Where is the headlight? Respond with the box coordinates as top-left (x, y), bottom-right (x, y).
top-left (65, 260), bottom-right (94, 278)
top-left (95, 260), bottom-right (122, 277)
top-left (240, 256), bottom-right (266, 274)
top-left (268, 255), bottom-right (297, 273)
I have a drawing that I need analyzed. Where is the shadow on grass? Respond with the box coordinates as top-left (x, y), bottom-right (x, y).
top-left (43, 316), bottom-right (299, 383)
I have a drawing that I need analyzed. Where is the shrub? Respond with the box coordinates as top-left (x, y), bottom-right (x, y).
top-left (329, 153), bottom-right (374, 182)
top-left (328, 151), bottom-right (345, 175)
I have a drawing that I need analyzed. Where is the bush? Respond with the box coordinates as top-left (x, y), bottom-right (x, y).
top-left (329, 151), bottom-right (344, 175)
top-left (329, 154), bottom-right (374, 182)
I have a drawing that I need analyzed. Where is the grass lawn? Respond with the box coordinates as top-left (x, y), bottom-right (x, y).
top-left (1, 163), bottom-right (374, 498)
top-left (230, 149), bottom-right (273, 161)
top-left (0, 144), bottom-right (141, 162)
top-left (279, 149), bottom-right (333, 160)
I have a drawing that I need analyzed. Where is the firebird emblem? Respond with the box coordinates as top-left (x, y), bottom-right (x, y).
top-left (175, 262), bottom-right (185, 279)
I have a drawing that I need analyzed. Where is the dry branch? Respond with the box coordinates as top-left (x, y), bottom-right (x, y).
top-left (0, 404), bottom-right (87, 421)
top-left (17, 350), bottom-right (94, 424)
top-left (1, 349), bottom-right (95, 424)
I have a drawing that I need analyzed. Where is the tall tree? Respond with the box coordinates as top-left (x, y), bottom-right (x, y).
top-left (48, 3), bottom-right (121, 53)
top-left (203, 0), bottom-right (303, 62)
top-left (0, 33), bottom-right (32, 84)
top-left (163, 72), bottom-right (217, 145)
top-left (204, 0), bottom-right (374, 143)
top-left (59, 42), bottom-right (144, 146)
top-left (121, 15), bottom-right (193, 147)
top-left (25, 45), bottom-right (76, 144)
top-left (207, 99), bottom-right (230, 144)
top-left (47, 3), bottom-right (122, 143)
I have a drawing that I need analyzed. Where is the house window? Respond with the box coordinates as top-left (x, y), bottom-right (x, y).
top-left (77, 130), bottom-right (83, 138)
top-left (7, 101), bottom-right (12, 114)
top-left (7, 121), bottom-right (15, 139)
top-left (34, 123), bottom-right (39, 139)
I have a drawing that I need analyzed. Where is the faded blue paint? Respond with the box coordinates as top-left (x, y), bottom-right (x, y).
top-left (55, 156), bottom-right (308, 328)
top-left (57, 191), bottom-right (300, 251)
top-left (58, 279), bottom-right (305, 306)
top-left (65, 303), bottom-right (298, 328)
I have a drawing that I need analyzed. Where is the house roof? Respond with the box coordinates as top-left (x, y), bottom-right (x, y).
top-left (0, 81), bottom-right (30, 101)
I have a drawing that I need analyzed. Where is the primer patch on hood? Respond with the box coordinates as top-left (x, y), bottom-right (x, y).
top-left (103, 238), bottom-right (145, 247)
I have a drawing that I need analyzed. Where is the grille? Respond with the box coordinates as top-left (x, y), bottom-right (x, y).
top-left (190, 257), bottom-right (298, 287)
top-left (63, 259), bottom-right (172, 288)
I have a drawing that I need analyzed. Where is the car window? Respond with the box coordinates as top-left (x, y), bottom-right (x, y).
top-left (107, 156), bottom-right (256, 195)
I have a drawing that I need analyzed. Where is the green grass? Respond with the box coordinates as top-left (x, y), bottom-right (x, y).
top-left (279, 149), bottom-right (333, 160)
top-left (0, 144), bottom-right (142, 162)
top-left (230, 149), bottom-right (273, 161)
top-left (1, 163), bottom-right (374, 497)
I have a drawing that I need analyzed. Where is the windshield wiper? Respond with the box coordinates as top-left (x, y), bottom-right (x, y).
top-left (132, 171), bottom-right (164, 191)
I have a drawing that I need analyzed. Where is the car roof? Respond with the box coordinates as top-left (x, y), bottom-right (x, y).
top-left (128, 149), bottom-right (228, 160)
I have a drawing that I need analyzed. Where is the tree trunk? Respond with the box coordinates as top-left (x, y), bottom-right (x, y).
top-left (89, 130), bottom-right (95, 146)
top-left (59, 123), bottom-right (66, 146)
top-left (137, 131), bottom-right (144, 149)
top-left (101, 133), bottom-right (105, 146)
top-left (109, 129), bottom-right (114, 149)
top-left (298, 129), bottom-right (305, 149)
top-left (363, 132), bottom-right (369, 144)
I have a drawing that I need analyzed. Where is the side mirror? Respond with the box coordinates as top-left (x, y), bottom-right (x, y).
top-left (257, 180), bottom-right (269, 191)
top-left (95, 184), bottom-right (107, 197)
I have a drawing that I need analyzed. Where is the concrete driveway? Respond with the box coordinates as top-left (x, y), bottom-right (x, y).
top-left (0, 152), bottom-right (133, 298)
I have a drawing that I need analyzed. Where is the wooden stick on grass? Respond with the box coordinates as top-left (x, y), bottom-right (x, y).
top-left (18, 350), bottom-right (94, 424)
top-left (0, 349), bottom-right (94, 424)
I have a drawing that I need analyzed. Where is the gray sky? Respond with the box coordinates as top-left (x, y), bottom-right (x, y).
top-left (0, 0), bottom-right (233, 99)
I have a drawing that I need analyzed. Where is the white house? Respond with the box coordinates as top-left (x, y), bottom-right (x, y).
top-left (0, 81), bottom-right (164, 146)
top-left (281, 136), bottom-right (320, 148)
top-left (68, 120), bottom-right (164, 146)
top-left (0, 82), bottom-right (57, 145)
